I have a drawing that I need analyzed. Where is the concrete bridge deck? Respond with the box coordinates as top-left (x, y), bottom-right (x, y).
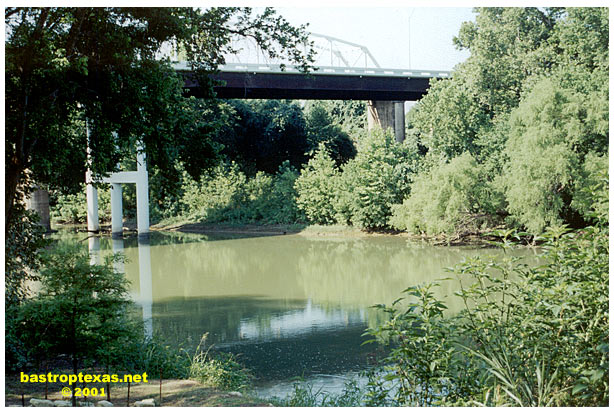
top-left (175, 62), bottom-right (450, 101)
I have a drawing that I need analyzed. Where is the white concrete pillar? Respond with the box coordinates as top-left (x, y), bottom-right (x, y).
top-left (86, 171), bottom-right (100, 232)
top-left (110, 183), bottom-right (123, 236)
top-left (85, 119), bottom-right (100, 232)
top-left (136, 148), bottom-right (149, 236)
top-left (138, 238), bottom-right (153, 340)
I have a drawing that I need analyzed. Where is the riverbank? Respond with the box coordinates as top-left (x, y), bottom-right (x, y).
top-left (5, 375), bottom-right (272, 407)
top-left (55, 219), bottom-right (506, 247)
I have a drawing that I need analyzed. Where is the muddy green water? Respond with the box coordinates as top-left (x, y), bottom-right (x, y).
top-left (58, 230), bottom-right (538, 397)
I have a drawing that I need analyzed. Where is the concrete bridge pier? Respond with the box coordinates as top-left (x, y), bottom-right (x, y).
top-left (110, 183), bottom-right (123, 237)
top-left (25, 187), bottom-right (52, 232)
top-left (367, 100), bottom-right (406, 143)
top-left (86, 144), bottom-right (150, 237)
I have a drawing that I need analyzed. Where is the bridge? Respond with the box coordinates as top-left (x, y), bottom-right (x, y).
top-left (177, 62), bottom-right (449, 146)
top-left (179, 62), bottom-right (449, 101)
top-left (81, 33), bottom-right (450, 237)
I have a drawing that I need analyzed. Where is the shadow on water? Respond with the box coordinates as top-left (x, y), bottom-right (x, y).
top-left (150, 295), bottom-right (384, 382)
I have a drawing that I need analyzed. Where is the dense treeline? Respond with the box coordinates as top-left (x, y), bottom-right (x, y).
top-left (53, 8), bottom-right (607, 238)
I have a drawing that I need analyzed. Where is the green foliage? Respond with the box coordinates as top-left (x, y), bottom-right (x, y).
top-left (189, 338), bottom-right (251, 392)
top-left (410, 79), bottom-right (490, 160)
top-left (50, 185), bottom-right (112, 224)
top-left (11, 243), bottom-right (135, 388)
top-left (5, 205), bottom-right (49, 307)
top-left (390, 153), bottom-right (501, 236)
top-left (294, 146), bottom-right (340, 225)
top-left (571, 152), bottom-right (608, 223)
top-left (274, 379), bottom-right (365, 407)
top-left (334, 129), bottom-right (415, 230)
top-left (5, 204), bottom-right (50, 369)
top-left (304, 101), bottom-right (356, 165)
top-left (501, 78), bottom-right (603, 234)
top-left (124, 336), bottom-right (193, 380)
top-left (366, 283), bottom-right (456, 406)
top-left (214, 99), bottom-right (309, 174)
top-left (367, 224), bottom-right (609, 406)
top-left (180, 161), bottom-right (303, 225)
top-left (305, 100), bottom-right (367, 138)
top-left (453, 7), bottom-right (560, 116)
top-left (406, 7), bottom-right (608, 237)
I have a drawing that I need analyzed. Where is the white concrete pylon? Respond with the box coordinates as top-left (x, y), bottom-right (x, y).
top-left (86, 170), bottom-right (100, 232)
top-left (135, 148), bottom-right (150, 236)
top-left (110, 183), bottom-right (123, 235)
top-left (96, 142), bottom-right (150, 236)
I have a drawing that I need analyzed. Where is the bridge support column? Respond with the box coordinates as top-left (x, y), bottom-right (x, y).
top-left (110, 183), bottom-right (123, 236)
top-left (25, 188), bottom-right (51, 232)
top-left (135, 148), bottom-right (149, 236)
top-left (86, 171), bottom-right (100, 232)
top-left (86, 143), bottom-right (149, 236)
top-left (367, 100), bottom-right (405, 143)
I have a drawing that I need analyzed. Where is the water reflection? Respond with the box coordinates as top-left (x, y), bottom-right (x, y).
top-left (90, 235), bottom-right (154, 340)
top-left (76, 231), bottom-right (539, 385)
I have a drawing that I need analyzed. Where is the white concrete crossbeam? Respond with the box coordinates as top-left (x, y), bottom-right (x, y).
top-left (86, 140), bottom-right (149, 236)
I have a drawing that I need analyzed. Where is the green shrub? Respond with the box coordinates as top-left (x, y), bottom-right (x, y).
top-left (501, 78), bottom-right (607, 234)
top-left (390, 152), bottom-right (501, 235)
top-left (188, 335), bottom-right (252, 391)
top-left (274, 379), bottom-right (365, 407)
top-left (571, 151), bottom-right (608, 223)
top-left (295, 146), bottom-right (340, 224)
top-left (334, 128), bottom-right (415, 230)
top-left (366, 224), bottom-right (609, 406)
top-left (51, 185), bottom-right (111, 224)
top-left (180, 161), bottom-right (302, 224)
top-left (182, 162), bottom-right (248, 222)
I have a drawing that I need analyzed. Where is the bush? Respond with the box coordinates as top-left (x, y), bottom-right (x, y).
top-left (295, 146), bottom-right (340, 225)
top-left (334, 128), bottom-right (415, 230)
top-left (187, 334), bottom-right (252, 391)
top-left (366, 224), bottom-right (609, 406)
top-left (180, 161), bottom-right (303, 225)
top-left (390, 152), bottom-right (501, 236)
top-left (51, 185), bottom-right (112, 224)
top-left (501, 78), bottom-right (607, 234)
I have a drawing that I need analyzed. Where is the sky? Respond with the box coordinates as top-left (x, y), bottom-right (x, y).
top-left (274, 7), bottom-right (476, 71)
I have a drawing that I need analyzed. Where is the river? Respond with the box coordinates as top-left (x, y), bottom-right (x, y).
top-left (55, 230), bottom-right (538, 399)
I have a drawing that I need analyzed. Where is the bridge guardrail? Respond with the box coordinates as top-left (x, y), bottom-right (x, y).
top-left (172, 62), bottom-right (450, 78)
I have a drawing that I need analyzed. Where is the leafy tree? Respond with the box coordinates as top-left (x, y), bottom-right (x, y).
top-left (453, 7), bottom-right (561, 116)
top-left (335, 129), bottom-right (416, 230)
top-left (501, 78), bottom-right (605, 234)
top-left (390, 152), bottom-right (501, 236)
top-left (304, 102), bottom-right (356, 166)
top-left (5, 7), bottom-right (314, 229)
top-left (295, 146), bottom-right (341, 225)
top-left (216, 100), bottom-right (310, 174)
top-left (14, 244), bottom-right (134, 405)
top-left (410, 78), bottom-right (490, 161)
top-left (305, 100), bottom-right (367, 138)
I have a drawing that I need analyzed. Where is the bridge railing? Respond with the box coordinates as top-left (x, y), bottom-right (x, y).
top-left (172, 62), bottom-right (450, 79)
